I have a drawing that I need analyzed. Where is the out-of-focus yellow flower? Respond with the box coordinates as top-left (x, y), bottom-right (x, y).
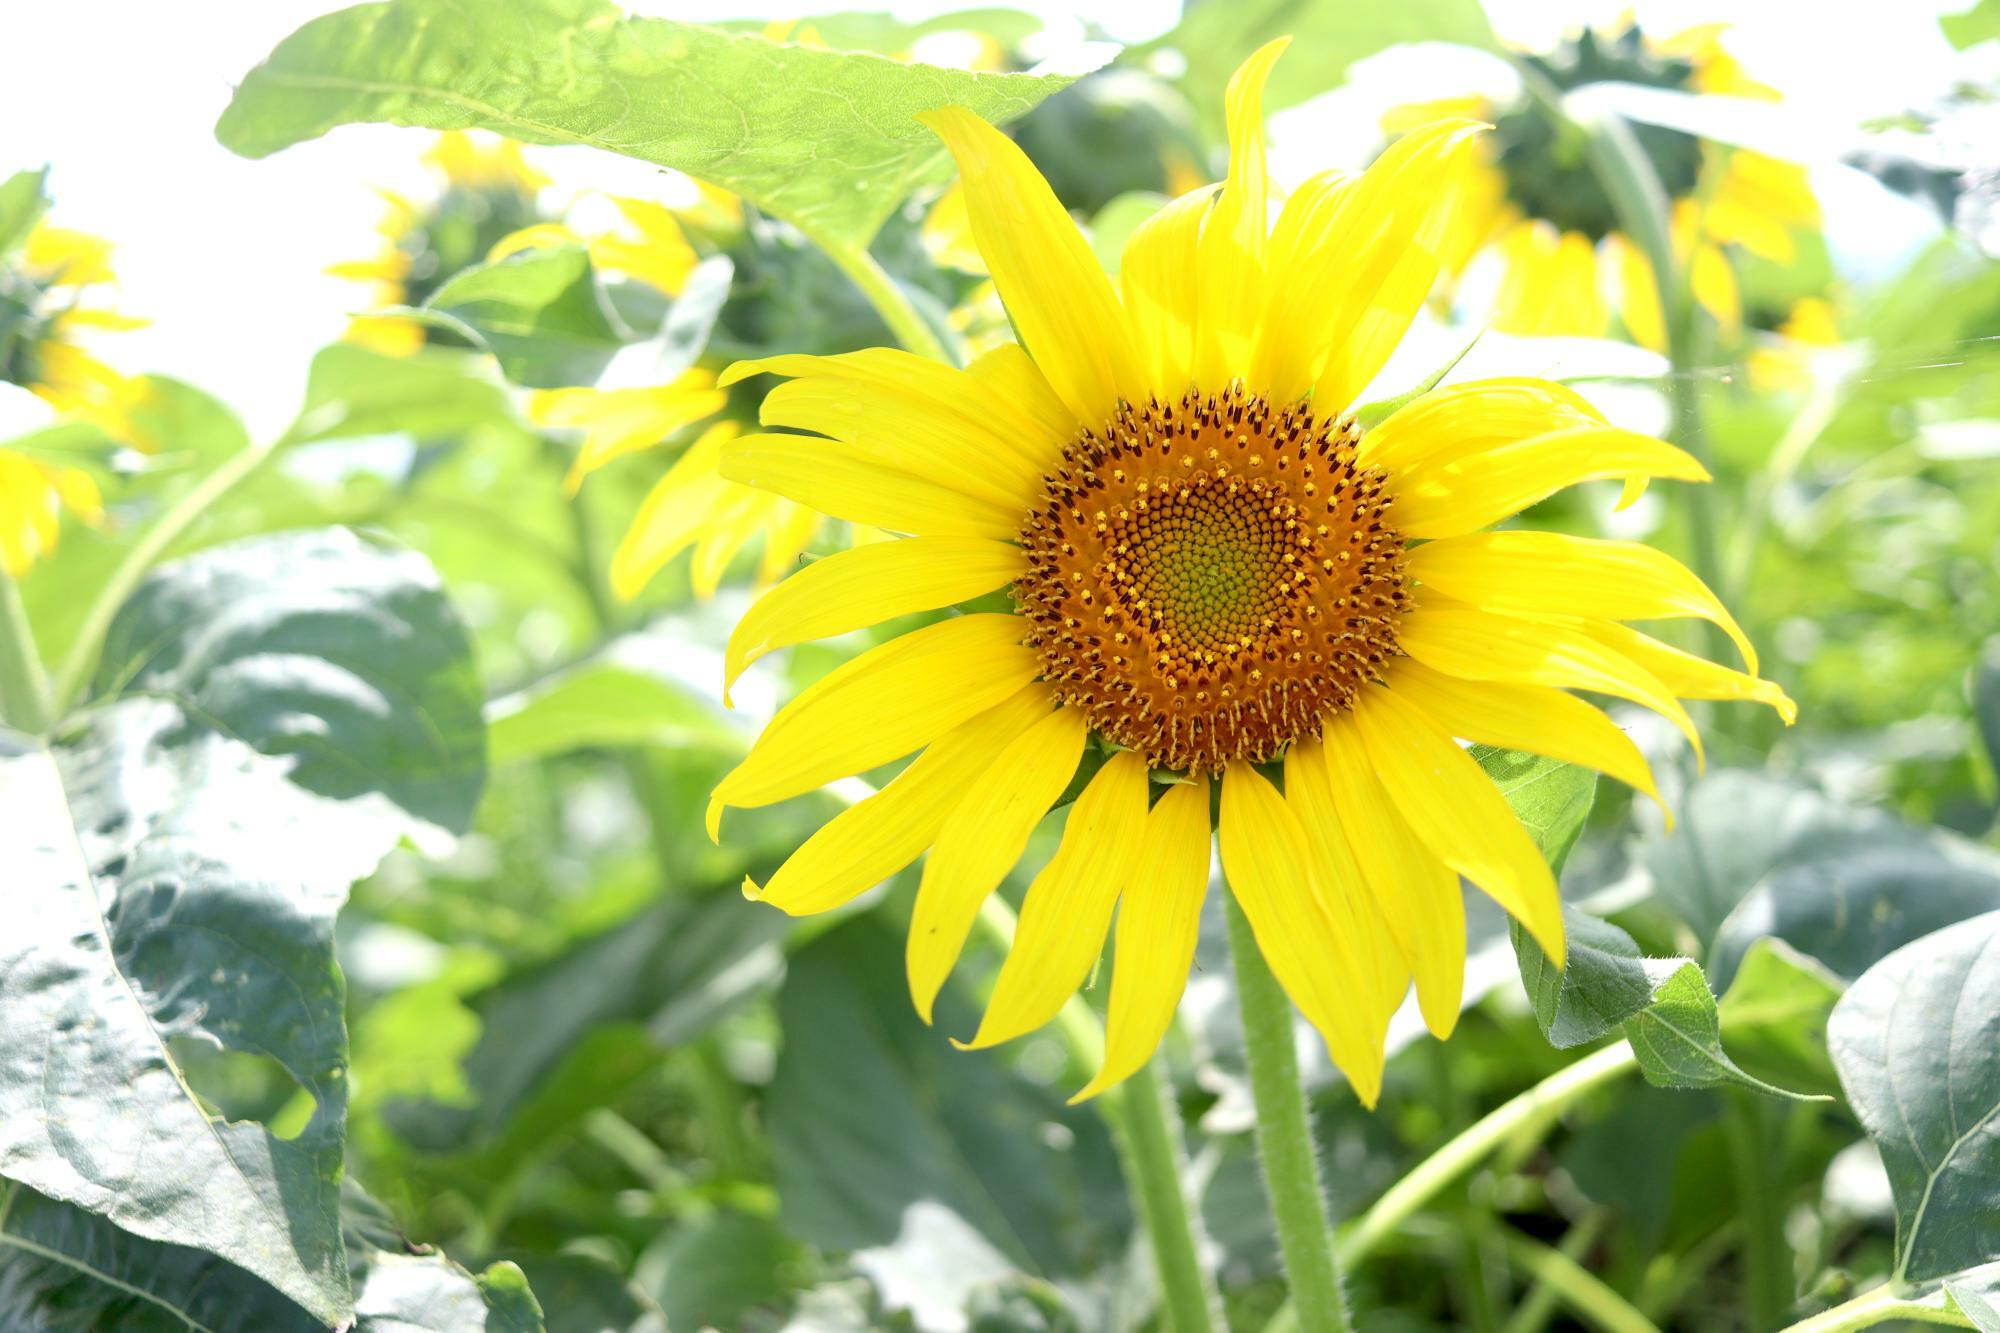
top-left (529, 370), bottom-right (729, 494)
top-left (1748, 297), bottom-right (1843, 391)
top-left (489, 194), bottom-right (702, 297)
top-left (1393, 23), bottom-right (1820, 347)
top-left (4, 216), bottom-right (153, 455)
top-left (0, 444), bottom-right (102, 576)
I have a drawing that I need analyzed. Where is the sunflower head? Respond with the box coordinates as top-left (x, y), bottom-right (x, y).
top-left (702, 40), bottom-right (1791, 1104)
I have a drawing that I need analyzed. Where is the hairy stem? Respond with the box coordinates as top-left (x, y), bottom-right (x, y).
top-left (1225, 894), bottom-right (1353, 1333)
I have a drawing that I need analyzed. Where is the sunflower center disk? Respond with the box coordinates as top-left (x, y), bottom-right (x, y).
top-left (1015, 386), bottom-right (1409, 774)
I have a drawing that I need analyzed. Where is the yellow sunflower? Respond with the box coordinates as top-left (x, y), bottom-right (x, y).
top-left (330, 131), bottom-right (551, 356)
top-left (703, 40), bottom-right (1792, 1106)
top-left (1399, 22), bottom-right (1820, 347)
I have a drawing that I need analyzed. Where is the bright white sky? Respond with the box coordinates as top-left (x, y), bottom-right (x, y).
top-left (1, 0), bottom-right (1988, 439)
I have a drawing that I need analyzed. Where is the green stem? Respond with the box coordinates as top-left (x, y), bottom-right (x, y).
top-left (1224, 894), bottom-right (1353, 1333)
top-left (1726, 1093), bottom-right (1792, 1330)
top-left (1501, 1213), bottom-right (1608, 1333)
top-left (1108, 1058), bottom-right (1223, 1333)
top-left (974, 897), bottom-right (1221, 1333)
top-left (0, 566), bottom-right (52, 733)
top-left (1495, 1230), bottom-right (1659, 1333)
top-left (1340, 1043), bottom-right (1638, 1266)
top-left (1779, 1284), bottom-right (1974, 1333)
top-left (824, 240), bottom-right (950, 363)
top-left (51, 437), bottom-right (278, 714)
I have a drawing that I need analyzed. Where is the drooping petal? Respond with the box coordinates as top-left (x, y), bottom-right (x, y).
top-left (920, 106), bottom-right (1145, 427)
top-left (1306, 728), bottom-right (1462, 1036)
top-left (1073, 776), bottom-right (1212, 1103)
top-left (1408, 530), bottom-right (1757, 673)
top-left (908, 707), bottom-right (1088, 1021)
top-left (1252, 119), bottom-right (1487, 406)
top-left (1388, 424), bottom-right (1710, 539)
top-left (749, 685), bottom-right (1053, 916)
top-left (1219, 762), bottom-right (1387, 1107)
top-left (531, 372), bottom-right (727, 493)
top-left (1193, 38), bottom-right (1288, 388)
top-left (1120, 184), bottom-right (1217, 401)
top-left (963, 752), bottom-right (1151, 1050)
top-left (1398, 598), bottom-right (1703, 762)
top-left (1350, 686), bottom-right (1566, 965)
top-left (609, 421), bottom-right (738, 599)
top-left (1580, 621), bottom-right (1798, 723)
top-left (725, 537), bottom-right (1023, 696)
top-left (721, 432), bottom-right (1023, 539)
top-left (708, 614), bottom-right (1039, 836)
top-left (1381, 658), bottom-right (1665, 816)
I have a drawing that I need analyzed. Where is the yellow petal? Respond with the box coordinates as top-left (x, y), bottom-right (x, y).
top-left (1252, 119), bottom-right (1487, 405)
top-left (1305, 729), bottom-right (1461, 1036)
top-left (756, 501), bottom-right (820, 585)
top-left (1072, 776), bottom-right (1212, 1103)
top-left (1388, 424), bottom-right (1710, 539)
top-left (1361, 376), bottom-right (1603, 475)
top-left (709, 614), bottom-right (1038, 835)
top-left (725, 537), bottom-right (1022, 695)
top-left (487, 222), bottom-right (585, 262)
top-left (1193, 37), bottom-right (1288, 388)
top-left (1408, 530), bottom-right (1757, 673)
top-left (720, 432), bottom-right (1023, 540)
top-left (920, 106), bottom-right (1144, 427)
top-left (908, 707), bottom-right (1088, 1021)
top-left (610, 422), bottom-right (738, 599)
top-left (532, 374), bottom-right (726, 493)
top-left (1398, 598), bottom-right (1704, 763)
top-left (1350, 686), bottom-right (1565, 966)
top-left (1219, 761), bottom-right (1387, 1108)
top-left (1612, 233), bottom-right (1665, 352)
top-left (1120, 184), bottom-right (1217, 401)
top-left (1580, 621), bottom-right (1798, 724)
top-left (964, 341), bottom-right (1076, 452)
top-left (963, 751), bottom-right (1151, 1049)
top-left (1380, 658), bottom-right (1664, 817)
top-left (749, 685), bottom-right (1054, 915)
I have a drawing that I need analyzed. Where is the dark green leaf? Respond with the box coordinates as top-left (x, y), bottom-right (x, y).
top-left (506, 1252), bottom-right (666, 1333)
top-left (637, 1209), bottom-right (808, 1332)
top-left (488, 660), bottom-right (742, 765)
top-left (1150, 0), bottom-right (1498, 129)
top-left (217, 0), bottom-right (1083, 253)
top-left (423, 247), bottom-right (627, 389)
top-left (0, 167), bottom-right (50, 259)
top-left (94, 527), bottom-right (487, 831)
top-left (1711, 832), bottom-right (2000, 989)
top-left (1829, 910), bottom-right (2000, 1283)
top-left (0, 530), bottom-right (485, 1326)
top-left (766, 918), bottom-right (1132, 1326)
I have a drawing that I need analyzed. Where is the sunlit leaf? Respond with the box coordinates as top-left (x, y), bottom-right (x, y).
top-left (1473, 746), bottom-right (1597, 872)
top-left (1715, 939), bottom-right (1845, 1097)
top-left (488, 659), bottom-right (742, 766)
top-left (216, 0), bottom-right (1084, 253)
top-left (286, 341), bottom-right (520, 446)
top-left (1830, 910), bottom-right (2000, 1283)
top-left (418, 247), bottom-right (628, 389)
top-left (0, 167), bottom-right (49, 259)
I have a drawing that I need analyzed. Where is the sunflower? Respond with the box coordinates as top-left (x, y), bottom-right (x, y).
top-left (329, 131), bottom-right (552, 356)
top-left (1399, 23), bottom-right (1820, 348)
top-left (704, 40), bottom-right (1794, 1105)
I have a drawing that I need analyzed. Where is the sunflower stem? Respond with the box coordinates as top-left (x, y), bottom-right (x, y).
top-left (0, 566), bottom-right (52, 733)
top-left (50, 434), bottom-right (279, 715)
top-left (974, 897), bottom-right (1223, 1333)
top-left (1224, 894), bottom-right (1354, 1333)
top-left (824, 240), bottom-right (951, 364)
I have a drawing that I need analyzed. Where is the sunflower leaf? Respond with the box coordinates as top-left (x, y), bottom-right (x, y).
top-left (1829, 910), bottom-right (2000, 1284)
top-left (0, 529), bottom-right (486, 1326)
top-left (422, 246), bottom-right (629, 389)
top-left (215, 0), bottom-right (1085, 254)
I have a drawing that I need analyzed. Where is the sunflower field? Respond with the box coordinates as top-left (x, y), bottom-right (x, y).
top-left (4, 1), bottom-right (2000, 1330)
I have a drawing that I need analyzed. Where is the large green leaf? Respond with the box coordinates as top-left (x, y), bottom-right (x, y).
top-left (766, 918), bottom-right (1132, 1327)
top-left (216, 0), bottom-right (1083, 253)
top-left (0, 529), bottom-right (486, 1326)
top-left (1149, 0), bottom-right (1499, 129)
top-left (286, 341), bottom-right (521, 446)
top-left (487, 659), bottom-right (742, 766)
top-left (1829, 910), bottom-right (2000, 1283)
top-left (0, 1181), bottom-right (545, 1332)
